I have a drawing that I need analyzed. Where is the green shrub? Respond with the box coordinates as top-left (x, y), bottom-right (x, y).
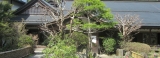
top-left (122, 42), bottom-right (151, 53)
top-left (43, 39), bottom-right (78, 58)
top-left (18, 35), bottom-right (33, 47)
top-left (42, 38), bottom-right (50, 45)
top-left (103, 37), bottom-right (116, 54)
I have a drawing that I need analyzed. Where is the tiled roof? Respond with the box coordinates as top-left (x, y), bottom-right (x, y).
top-left (12, 1), bottom-right (160, 26)
top-left (105, 1), bottom-right (160, 26)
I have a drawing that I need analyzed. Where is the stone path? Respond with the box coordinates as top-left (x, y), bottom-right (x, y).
top-left (26, 45), bottom-right (119, 58)
top-left (27, 48), bottom-right (45, 58)
top-left (97, 54), bottom-right (112, 58)
top-left (26, 45), bottom-right (46, 58)
top-left (97, 54), bottom-right (121, 58)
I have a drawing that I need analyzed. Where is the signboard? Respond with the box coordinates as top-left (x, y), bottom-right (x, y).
top-left (91, 36), bottom-right (96, 43)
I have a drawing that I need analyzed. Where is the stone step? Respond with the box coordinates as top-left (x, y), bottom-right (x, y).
top-left (34, 50), bottom-right (43, 54)
top-left (25, 45), bottom-right (46, 58)
top-left (97, 54), bottom-right (112, 58)
top-left (26, 53), bottom-right (44, 58)
top-left (34, 47), bottom-right (46, 54)
top-left (35, 45), bottom-right (46, 48)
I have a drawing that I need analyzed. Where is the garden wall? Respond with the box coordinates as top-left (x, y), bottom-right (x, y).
top-left (0, 46), bottom-right (33, 58)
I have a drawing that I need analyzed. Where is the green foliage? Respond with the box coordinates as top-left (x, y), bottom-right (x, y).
top-left (15, 22), bottom-right (33, 48)
top-left (43, 32), bottom-right (82, 58)
top-left (42, 38), bottom-right (50, 45)
top-left (118, 33), bottom-right (123, 39)
top-left (69, 0), bottom-right (116, 31)
top-left (0, 22), bottom-right (33, 51)
top-left (0, 2), bottom-right (33, 51)
top-left (0, 22), bottom-right (14, 38)
top-left (0, 22), bottom-right (17, 51)
top-left (70, 32), bottom-right (88, 46)
top-left (43, 31), bottom-right (88, 58)
top-left (0, 2), bottom-right (13, 21)
top-left (122, 42), bottom-right (151, 53)
top-left (0, 2), bottom-right (15, 50)
top-left (18, 35), bottom-right (33, 48)
top-left (47, 32), bottom-right (88, 48)
top-left (43, 39), bottom-right (78, 58)
top-left (70, 0), bottom-right (117, 57)
top-left (0, 2), bottom-right (14, 39)
top-left (81, 22), bottom-right (116, 30)
top-left (102, 37), bottom-right (116, 54)
top-left (73, 0), bottom-right (114, 20)
top-left (0, 22), bottom-right (18, 51)
top-left (44, 0), bottom-right (116, 57)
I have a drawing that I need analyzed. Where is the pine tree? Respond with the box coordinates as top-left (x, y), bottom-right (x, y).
top-left (68, 0), bottom-right (116, 57)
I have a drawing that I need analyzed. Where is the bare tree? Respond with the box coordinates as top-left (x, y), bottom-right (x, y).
top-left (39, 0), bottom-right (74, 39)
top-left (115, 14), bottom-right (142, 42)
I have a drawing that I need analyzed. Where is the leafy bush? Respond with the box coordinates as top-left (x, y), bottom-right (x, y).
top-left (18, 35), bottom-right (33, 48)
top-left (0, 2), bottom-right (34, 51)
top-left (43, 32), bottom-right (88, 58)
top-left (103, 37), bottom-right (116, 54)
top-left (122, 42), bottom-right (151, 53)
top-left (42, 38), bottom-right (50, 45)
top-left (0, 22), bottom-right (20, 51)
top-left (43, 39), bottom-right (78, 58)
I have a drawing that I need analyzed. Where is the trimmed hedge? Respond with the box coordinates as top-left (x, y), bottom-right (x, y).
top-left (122, 42), bottom-right (151, 53)
top-left (103, 38), bottom-right (116, 54)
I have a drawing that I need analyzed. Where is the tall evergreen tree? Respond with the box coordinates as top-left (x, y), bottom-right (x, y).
top-left (70, 0), bottom-right (116, 57)
top-left (0, 2), bottom-right (33, 51)
top-left (0, 2), bottom-right (14, 50)
top-left (0, 1), bottom-right (13, 21)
